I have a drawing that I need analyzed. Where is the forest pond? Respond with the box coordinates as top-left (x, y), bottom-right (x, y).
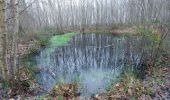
top-left (35, 33), bottom-right (145, 96)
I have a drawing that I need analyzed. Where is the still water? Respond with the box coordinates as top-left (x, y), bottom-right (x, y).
top-left (36, 33), bottom-right (144, 96)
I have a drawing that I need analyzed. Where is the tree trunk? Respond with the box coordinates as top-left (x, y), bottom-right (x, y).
top-left (0, 0), bottom-right (8, 79)
top-left (11, 0), bottom-right (19, 76)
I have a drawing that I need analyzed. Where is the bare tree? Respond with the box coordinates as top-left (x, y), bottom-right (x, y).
top-left (2, 0), bottom-right (169, 38)
top-left (0, 0), bottom-right (8, 79)
top-left (11, 0), bottom-right (19, 76)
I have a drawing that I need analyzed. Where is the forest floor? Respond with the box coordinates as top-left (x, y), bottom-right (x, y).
top-left (5, 66), bottom-right (170, 99)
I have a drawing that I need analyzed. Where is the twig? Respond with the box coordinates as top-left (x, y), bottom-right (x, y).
top-left (5, 0), bottom-right (37, 22)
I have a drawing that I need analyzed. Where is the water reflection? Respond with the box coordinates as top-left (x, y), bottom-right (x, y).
top-left (36, 33), bottom-right (143, 95)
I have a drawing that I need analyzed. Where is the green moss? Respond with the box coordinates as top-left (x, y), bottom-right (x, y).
top-left (49, 32), bottom-right (77, 47)
top-left (43, 32), bottom-right (77, 55)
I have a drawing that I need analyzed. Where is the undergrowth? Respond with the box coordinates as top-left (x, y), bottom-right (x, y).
top-left (106, 23), bottom-right (169, 99)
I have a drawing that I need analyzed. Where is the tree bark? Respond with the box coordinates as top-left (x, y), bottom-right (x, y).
top-left (11, 0), bottom-right (19, 76)
top-left (0, 0), bottom-right (8, 79)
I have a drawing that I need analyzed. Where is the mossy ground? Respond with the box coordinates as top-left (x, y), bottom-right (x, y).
top-left (49, 32), bottom-right (77, 47)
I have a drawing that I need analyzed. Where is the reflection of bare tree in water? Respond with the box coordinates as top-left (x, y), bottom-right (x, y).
top-left (36, 33), bottom-right (154, 95)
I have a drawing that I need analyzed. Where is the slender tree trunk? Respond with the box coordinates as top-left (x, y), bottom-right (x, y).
top-left (11, 0), bottom-right (19, 76)
top-left (0, 0), bottom-right (8, 79)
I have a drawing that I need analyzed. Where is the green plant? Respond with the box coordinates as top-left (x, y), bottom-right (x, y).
top-left (151, 20), bottom-right (161, 24)
top-left (135, 25), bottom-right (160, 44)
top-left (1, 80), bottom-right (9, 90)
top-left (58, 96), bottom-right (63, 100)
top-left (107, 68), bottom-right (154, 99)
